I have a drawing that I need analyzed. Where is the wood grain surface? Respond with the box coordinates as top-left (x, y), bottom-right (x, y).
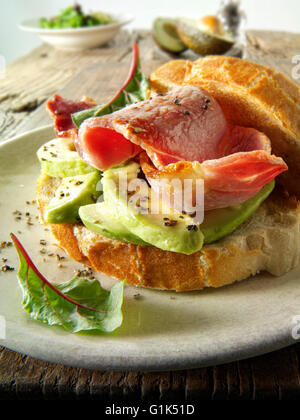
top-left (1, 29), bottom-right (300, 401)
top-left (1, 344), bottom-right (300, 400)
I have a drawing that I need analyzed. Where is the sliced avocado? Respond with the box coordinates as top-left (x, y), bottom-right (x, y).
top-left (202, 181), bottom-right (275, 244)
top-left (102, 162), bottom-right (204, 255)
top-left (78, 164), bottom-right (273, 252)
top-left (79, 202), bottom-right (149, 246)
top-left (37, 138), bottom-right (95, 178)
top-left (153, 17), bottom-right (187, 54)
top-left (177, 17), bottom-right (234, 55)
top-left (45, 171), bottom-right (102, 224)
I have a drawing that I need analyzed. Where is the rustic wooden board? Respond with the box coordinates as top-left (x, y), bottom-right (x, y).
top-left (0, 30), bottom-right (173, 139)
top-left (2, 29), bottom-right (300, 140)
top-left (1, 344), bottom-right (300, 400)
top-left (0, 30), bottom-right (142, 139)
top-left (245, 30), bottom-right (300, 83)
top-left (1, 29), bottom-right (300, 400)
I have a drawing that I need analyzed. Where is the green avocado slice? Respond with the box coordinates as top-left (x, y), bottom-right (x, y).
top-left (78, 162), bottom-right (275, 253)
top-left (37, 138), bottom-right (95, 178)
top-left (79, 202), bottom-right (149, 246)
top-left (202, 181), bottom-right (275, 244)
top-left (102, 162), bottom-right (204, 255)
top-left (45, 171), bottom-right (102, 224)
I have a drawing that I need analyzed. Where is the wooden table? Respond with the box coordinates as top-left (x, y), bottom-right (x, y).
top-left (1, 30), bottom-right (300, 401)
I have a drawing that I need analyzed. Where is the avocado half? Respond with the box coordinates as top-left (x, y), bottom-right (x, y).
top-left (177, 17), bottom-right (234, 55)
top-left (153, 17), bottom-right (187, 54)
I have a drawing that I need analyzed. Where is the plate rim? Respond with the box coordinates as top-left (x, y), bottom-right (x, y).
top-left (2, 124), bottom-right (53, 146)
top-left (0, 125), bottom-right (299, 372)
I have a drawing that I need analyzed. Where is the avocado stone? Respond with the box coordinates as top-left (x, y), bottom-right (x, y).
top-left (45, 171), bottom-right (102, 224)
top-left (177, 17), bottom-right (234, 55)
top-left (37, 138), bottom-right (95, 178)
top-left (153, 17), bottom-right (187, 54)
top-left (79, 202), bottom-right (149, 246)
top-left (102, 162), bottom-right (204, 255)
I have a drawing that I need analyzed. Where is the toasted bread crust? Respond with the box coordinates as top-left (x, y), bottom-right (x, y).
top-left (150, 56), bottom-right (300, 197)
top-left (37, 174), bottom-right (300, 291)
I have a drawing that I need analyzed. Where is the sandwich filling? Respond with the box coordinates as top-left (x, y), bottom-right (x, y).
top-left (41, 61), bottom-right (287, 256)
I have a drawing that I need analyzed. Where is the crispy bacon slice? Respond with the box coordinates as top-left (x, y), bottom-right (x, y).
top-left (140, 151), bottom-right (288, 211)
top-left (46, 94), bottom-right (96, 137)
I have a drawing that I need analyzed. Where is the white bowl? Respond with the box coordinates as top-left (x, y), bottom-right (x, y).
top-left (19, 13), bottom-right (134, 51)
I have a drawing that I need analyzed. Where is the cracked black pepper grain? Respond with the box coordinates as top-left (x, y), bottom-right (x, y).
top-left (187, 225), bottom-right (199, 232)
top-left (1, 265), bottom-right (15, 272)
top-left (164, 220), bottom-right (178, 227)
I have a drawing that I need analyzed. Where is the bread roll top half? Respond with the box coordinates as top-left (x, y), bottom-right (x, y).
top-left (150, 56), bottom-right (300, 198)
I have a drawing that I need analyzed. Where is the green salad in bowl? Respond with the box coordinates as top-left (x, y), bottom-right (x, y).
top-left (40, 3), bottom-right (116, 29)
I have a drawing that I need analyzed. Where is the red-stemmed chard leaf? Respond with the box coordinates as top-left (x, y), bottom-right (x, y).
top-left (11, 233), bottom-right (125, 333)
top-left (72, 43), bottom-right (150, 128)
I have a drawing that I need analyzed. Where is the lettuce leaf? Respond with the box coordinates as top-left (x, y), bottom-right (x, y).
top-left (11, 234), bottom-right (125, 334)
top-left (40, 5), bottom-right (113, 29)
top-left (72, 43), bottom-right (149, 128)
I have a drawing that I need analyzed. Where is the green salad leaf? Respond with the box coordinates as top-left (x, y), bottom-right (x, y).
top-left (40, 4), bottom-right (114, 29)
top-left (11, 234), bottom-right (125, 334)
top-left (72, 43), bottom-right (150, 128)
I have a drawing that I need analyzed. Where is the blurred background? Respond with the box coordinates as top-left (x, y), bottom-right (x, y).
top-left (1, 0), bottom-right (300, 64)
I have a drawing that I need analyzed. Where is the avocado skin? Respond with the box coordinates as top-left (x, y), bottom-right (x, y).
top-left (202, 181), bottom-right (275, 244)
top-left (45, 171), bottom-right (102, 224)
top-left (153, 17), bottom-right (187, 54)
top-left (79, 203), bottom-right (149, 246)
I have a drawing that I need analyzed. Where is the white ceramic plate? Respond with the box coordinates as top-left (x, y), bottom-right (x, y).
top-left (19, 13), bottom-right (134, 50)
top-left (0, 125), bottom-right (300, 372)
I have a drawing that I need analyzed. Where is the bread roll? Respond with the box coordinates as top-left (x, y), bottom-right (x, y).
top-left (37, 174), bottom-right (300, 291)
top-left (36, 57), bottom-right (300, 291)
top-left (150, 56), bottom-right (300, 197)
